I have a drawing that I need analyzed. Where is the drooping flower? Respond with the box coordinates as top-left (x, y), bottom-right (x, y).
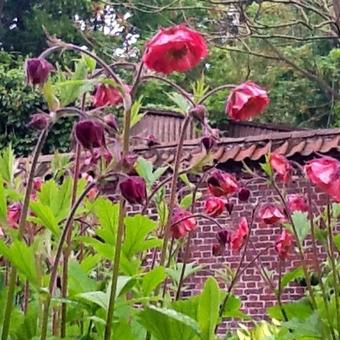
top-left (230, 217), bottom-right (249, 251)
top-left (238, 187), bottom-right (250, 202)
top-left (189, 104), bottom-right (207, 122)
top-left (226, 81), bottom-right (269, 121)
top-left (143, 24), bottom-right (208, 74)
top-left (25, 58), bottom-right (53, 86)
top-left (275, 230), bottom-right (294, 259)
top-left (93, 84), bottom-right (130, 107)
top-left (74, 120), bottom-right (106, 150)
top-left (7, 202), bottom-right (22, 228)
top-left (258, 203), bottom-right (285, 225)
top-left (287, 194), bottom-right (309, 213)
top-left (207, 170), bottom-right (238, 197)
top-left (119, 176), bottom-right (147, 205)
top-left (201, 135), bottom-right (217, 152)
top-left (27, 113), bottom-right (50, 130)
top-left (270, 153), bottom-right (292, 183)
top-left (170, 206), bottom-right (197, 239)
top-left (204, 196), bottom-right (225, 217)
top-left (305, 157), bottom-right (340, 202)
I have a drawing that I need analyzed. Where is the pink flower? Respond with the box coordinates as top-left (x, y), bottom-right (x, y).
top-left (25, 58), bottom-right (53, 86)
top-left (33, 177), bottom-right (43, 192)
top-left (93, 84), bottom-right (130, 107)
top-left (230, 217), bottom-right (249, 251)
top-left (204, 197), bottom-right (225, 217)
top-left (226, 81), bottom-right (269, 121)
top-left (7, 203), bottom-right (22, 228)
top-left (170, 206), bottom-right (197, 239)
top-left (287, 194), bottom-right (309, 213)
top-left (119, 176), bottom-right (147, 205)
top-left (305, 157), bottom-right (340, 202)
top-left (207, 170), bottom-right (238, 197)
top-left (275, 230), bottom-right (294, 259)
top-left (270, 153), bottom-right (292, 183)
top-left (143, 24), bottom-right (208, 74)
top-left (258, 203), bottom-right (285, 225)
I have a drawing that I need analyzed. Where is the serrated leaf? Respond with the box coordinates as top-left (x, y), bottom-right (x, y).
top-left (130, 96), bottom-right (144, 128)
top-left (42, 81), bottom-right (60, 111)
top-left (291, 212), bottom-right (310, 243)
top-left (77, 291), bottom-right (108, 310)
top-left (0, 146), bottom-right (16, 183)
top-left (142, 267), bottom-right (166, 296)
top-left (267, 299), bottom-right (313, 321)
top-left (333, 234), bottom-right (340, 252)
top-left (198, 277), bottom-right (220, 340)
top-left (180, 192), bottom-right (202, 209)
top-left (138, 305), bottom-right (200, 340)
top-left (29, 201), bottom-right (59, 235)
top-left (281, 266), bottom-right (304, 289)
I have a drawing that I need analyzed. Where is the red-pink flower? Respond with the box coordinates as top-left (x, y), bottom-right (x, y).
top-left (226, 81), bottom-right (269, 121)
top-left (270, 153), bottom-right (292, 182)
top-left (25, 58), bottom-right (53, 86)
top-left (204, 197), bottom-right (225, 217)
top-left (7, 202), bottom-right (22, 228)
top-left (33, 177), bottom-right (43, 192)
top-left (305, 157), bottom-right (340, 202)
top-left (75, 119), bottom-right (106, 151)
top-left (275, 230), bottom-right (294, 259)
top-left (287, 194), bottom-right (308, 213)
top-left (207, 170), bottom-right (238, 197)
top-left (119, 176), bottom-right (147, 205)
top-left (143, 24), bottom-right (208, 74)
top-left (93, 84), bottom-right (130, 107)
top-left (258, 203), bottom-right (285, 225)
top-left (170, 206), bottom-right (197, 239)
top-left (230, 217), bottom-right (249, 251)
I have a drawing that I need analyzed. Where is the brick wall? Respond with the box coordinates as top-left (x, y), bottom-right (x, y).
top-left (173, 173), bottom-right (328, 333)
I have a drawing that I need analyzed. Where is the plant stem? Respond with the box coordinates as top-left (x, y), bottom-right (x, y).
top-left (159, 116), bottom-right (191, 268)
top-left (197, 84), bottom-right (235, 105)
top-left (326, 201), bottom-right (340, 335)
top-left (60, 142), bottom-right (82, 337)
top-left (40, 182), bottom-right (96, 340)
top-left (104, 102), bottom-right (132, 339)
top-left (1, 128), bottom-right (48, 340)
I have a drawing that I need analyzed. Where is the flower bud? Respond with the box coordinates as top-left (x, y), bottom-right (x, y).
top-left (119, 176), bottom-right (147, 205)
top-left (27, 113), bottom-right (50, 130)
top-left (225, 201), bottom-right (234, 215)
top-left (201, 135), bottom-right (216, 152)
top-left (25, 58), bottom-right (53, 86)
top-left (189, 105), bottom-right (207, 122)
top-left (238, 187), bottom-right (250, 202)
top-left (74, 120), bottom-right (106, 150)
top-left (121, 153), bottom-right (138, 174)
top-left (212, 244), bottom-right (223, 256)
top-left (217, 229), bottom-right (230, 246)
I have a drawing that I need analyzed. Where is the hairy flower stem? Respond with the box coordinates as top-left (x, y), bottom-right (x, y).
top-left (159, 116), bottom-right (191, 268)
top-left (104, 105), bottom-right (132, 340)
top-left (1, 128), bottom-right (49, 340)
top-left (40, 182), bottom-right (96, 340)
top-left (326, 202), bottom-right (340, 335)
top-left (60, 143), bottom-right (82, 337)
top-left (272, 182), bottom-right (316, 308)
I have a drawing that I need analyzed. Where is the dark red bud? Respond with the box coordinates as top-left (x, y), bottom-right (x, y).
top-left (25, 58), bottom-right (53, 86)
top-left (189, 105), bottom-right (207, 122)
top-left (104, 114), bottom-right (119, 132)
top-left (201, 135), bottom-right (216, 152)
top-left (238, 187), bottom-right (250, 202)
top-left (75, 119), bottom-right (106, 150)
top-left (119, 176), bottom-right (147, 205)
top-left (225, 201), bottom-right (234, 215)
top-left (27, 113), bottom-right (50, 130)
top-left (212, 244), bottom-right (223, 256)
top-left (217, 229), bottom-right (230, 246)
top-left (146, 135), bottom-right (159, 148)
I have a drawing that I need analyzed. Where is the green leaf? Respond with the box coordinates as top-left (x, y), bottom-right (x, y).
top-left (68, 260), bottom-right (97, 296)
top-left (198, 277), bottom-right (220, 340)
top-left (142, 267), bottom-right (166, 296)
top-left (333, 233), bottom-right (340, 252)
top-left (192, 73), bottom-right (209, 102)
top-left (138, 305), bottom-right (200, 340)
top-left (180, 192), bottom-right (202, 209)
top-left (260, 155), bottom-right (273, 178)
top-left (167, 263), bottom-right (204, 285)
top-left (291, 212), bottom-right (310, 243)
top-left (135, 157), bottom-right (154, 186)
top-left (123, 214), bottom-right (160, 258)
top-left (281, 266), bottom-right (304, 289)
top-left (0, 146), bottom-right (16, 183)
top-left (0, 176), bottom-right (7, 222)
top-left (267, 299), bottom-right (313, 321)
top-left (42, 81), bottom-right (60, 111)
top-left (282, 312), bottom-right (323, 337)
top-left (130, 96), bottom-right (144, 128)
top-left (77, 291), bottom-right (108, 311)
top-left (29, 201), bottom-right (59, 235)
top-left (0, 240), bottom-right (39, 287)
top-left (167, 92), bottom-right (190, 113)
top-left (332, 203), bottom-right (340, 219)
top-left (82, 53), bottom-right (96, 73)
